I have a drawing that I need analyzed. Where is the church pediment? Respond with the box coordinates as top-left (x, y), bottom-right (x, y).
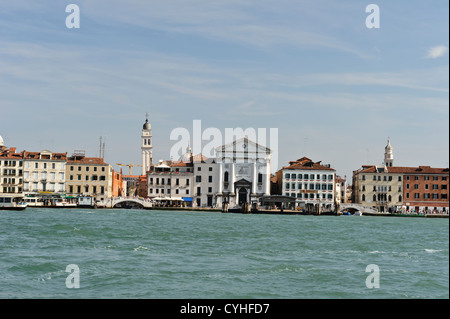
top-left (216, 137), bottom-right (271, 155)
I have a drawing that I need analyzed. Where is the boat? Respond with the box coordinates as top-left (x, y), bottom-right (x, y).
top-left (55, 200), bottom-right (77, 208)
top-left (78, 196), bottom-right (96, 208)
top-left (0, 195), bottom-right (27, 211)
top-left (24, 196), bottom-right (45, 207)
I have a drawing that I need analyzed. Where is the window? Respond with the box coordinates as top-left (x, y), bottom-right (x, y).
top-left (196, 176), bottom-right (202, 183)
top-left (186, 179), bottom-right (190, 186)
top-left (291, 174), bottom-right (296, 179)
top-left (102, 167), bottom-right (105, 172)
top-left (85, 175), bottom-right (89, 181)
top-left (224, 172), bottom-right (229, 182)
top-left (86, 167), bottom-right (89, 172)
top-left (433, 176), bottom-right (438, 181)
top-left (424, 193), bottom-right (430, 199)
top-left (362, 185), bottom-right (366, 191)
top-left (150, 178), bottom-right (153, 185)
top-left (414, 193), bottom-right (420, 199)
top-left (432, 194), bottom-right (439, 199)
top-left (209, 167), bottom-right (213, 171)
top-left (443, 176), bottom-right (447, 181)
top-left (315, 184), bottom-right (320, 190)
top-left (399, 195), bottom-right (402, 202)
top-left (85, 186), bottom-right (89, 193)
top-left (328, 184), bottom-right (333, 190)
top-left (208, 187), bottom-right (212, 193)
top-left (406, 176), bottom-right (410, 180)
top-left (328, 175), bottom-right (333, 180)
top-left (322, 174), bottom-right (327, 180)
top-left (414, 184), bottom-right (419, 189)
top-left (373, 175), bottom-right (376, 181)
top-left (362, 194), bottom-right (366, 201)
top-left (285, 173), bottom-right (290, 179)
top-left (186, 189), bottom-right (189, 194)
top-left (415, 176), bottom-right (419, 181)
top-left (298, 174), bottom-right (302, 179)
top-left (362, 175), bottom-right (365, 181)
top-left (100, 176), bottom-right (106, 181)
top-left (406, 193), bottom-right (409, 199)
top-left (388, 195), bottom-right (392, 202)
top-left (383, 176), bottom-right (387, 181)
top-left (78, 166), bottom-right (81, 171)
top-left (176, 178), bottom-right (179, 186)
top-left (388, 176), bottom-right (392, 181)
top-left (35, 163), bottom-right (38, 169)
top-left (94, 167), bottom-right (97, 172)
top-left (197, 167), bottom-right (201, 171)
top-left (425, 184), bottom-right (429, 190)
top-left (77, 175), bottom-right (81, 181)
top-left (209, 176), bottom-right (213, 183)
top-left (432, 184), bottom-right (438, 190)
top-left (406, 184), bottom-right (410, 189)
top-left (309, 183), bottom-right (314, 190)
top-left (424, 176), bottom-right (429, 181)
top-left (317, 174), bottom-right (320, 179)
top-left (197, 187), bottom-right (201, 196)
top-left (398, 176), bottom-right (402, 181)
top-left (304, 174), bottom-right (309, 180)
top-left (378, 176), bottom-right (381, 181)
top-left (442, 185), bottom-right (447, 190)
top-left (286, 183), bottom-right (290, 190)
top-left (373, 195), bottom-right (376, 201)
top-left (442, 194), bottom-right (448, 199)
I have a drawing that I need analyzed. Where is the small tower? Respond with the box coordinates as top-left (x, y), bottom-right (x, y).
top-left (141, 113), bottom-right (153, 175)
top-left (384, 139), bottom-right (394, 167)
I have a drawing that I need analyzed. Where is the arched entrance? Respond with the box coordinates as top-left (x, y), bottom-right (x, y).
top-left (238, 187), bottom-right (248, 206)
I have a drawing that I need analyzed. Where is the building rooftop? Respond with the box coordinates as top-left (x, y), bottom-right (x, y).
top-left (282, 157), bottom-right (335, 171)
top-left (356, 165), bottom-right (449, 175)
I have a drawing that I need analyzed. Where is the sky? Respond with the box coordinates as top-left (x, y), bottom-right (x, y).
top-left (0, 0), bottom-right (448, 181)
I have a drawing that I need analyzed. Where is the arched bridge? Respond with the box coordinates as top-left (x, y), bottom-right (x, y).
top-left (338, 203), bottom-right (378, 214)
top-left (101, 197), bottom-right (152, 209)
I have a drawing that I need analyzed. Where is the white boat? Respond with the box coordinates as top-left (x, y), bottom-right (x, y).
top-left (55, 200), bottom-right (77, 207)
top-left (353, 211), bottom-right (362, 216)
top-left (24, 197), bottom-right (45, 207)
top-left (0, 195), bottom-right (27, 211)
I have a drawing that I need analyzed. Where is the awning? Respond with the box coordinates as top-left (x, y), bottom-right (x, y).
top-left (182, 197), bottom-right (193, 202)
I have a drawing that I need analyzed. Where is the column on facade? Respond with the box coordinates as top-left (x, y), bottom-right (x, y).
top-left (252, 162), bottom-right (257, 195)
top-left (217, 160), bottom-right (223, 195)
top-left (230, 159), bottom-right (235, 195)
top-left (265, 160), bottom-right (271, 196)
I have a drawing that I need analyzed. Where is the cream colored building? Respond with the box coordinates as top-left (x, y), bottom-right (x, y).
top-left (353, 164), bottom-right (403, 212)
top-left (65, 151), bottom-right (113, 201)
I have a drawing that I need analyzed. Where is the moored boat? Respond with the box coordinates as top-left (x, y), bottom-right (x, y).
top-left (0, 194), bottom-right (27, 211)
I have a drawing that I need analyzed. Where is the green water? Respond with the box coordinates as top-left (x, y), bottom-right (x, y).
top-left (0, 208), bottom-right (448, 299)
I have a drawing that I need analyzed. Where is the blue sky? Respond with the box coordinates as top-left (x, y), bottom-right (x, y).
top-left (0, 0), bottom-right (448, 180)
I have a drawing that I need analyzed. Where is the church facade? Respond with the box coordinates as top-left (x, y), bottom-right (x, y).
top-left (215, 137), bottom-right (271, 208)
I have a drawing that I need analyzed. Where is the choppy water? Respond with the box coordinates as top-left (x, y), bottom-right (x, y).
top-left (0, 208), bottom-right (448, 299)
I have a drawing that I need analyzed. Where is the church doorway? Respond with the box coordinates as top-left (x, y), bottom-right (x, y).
top-left (238, 187), bottom-right (248, 206)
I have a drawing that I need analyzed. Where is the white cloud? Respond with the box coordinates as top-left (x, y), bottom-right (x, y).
top-left (425, 46), bottom-right (449, 59)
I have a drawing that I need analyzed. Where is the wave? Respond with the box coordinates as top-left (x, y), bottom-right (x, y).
top-left (424, 249), bottom-right (442, 253)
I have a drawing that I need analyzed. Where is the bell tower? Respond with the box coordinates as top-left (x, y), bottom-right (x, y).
top-left (384, 138), bottom-right (394, 167)
top-left (141, 113), bottom-right (153, 175)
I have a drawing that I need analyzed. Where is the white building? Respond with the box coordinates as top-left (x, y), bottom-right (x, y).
top-left (215, 137), bottom-right (271, 208)
top-left (23, 150), bottom-right (67, 197)
top-left (275, 157), bottom-right (336, 210)
top-left (147, 159), bottom-right (194, 207)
